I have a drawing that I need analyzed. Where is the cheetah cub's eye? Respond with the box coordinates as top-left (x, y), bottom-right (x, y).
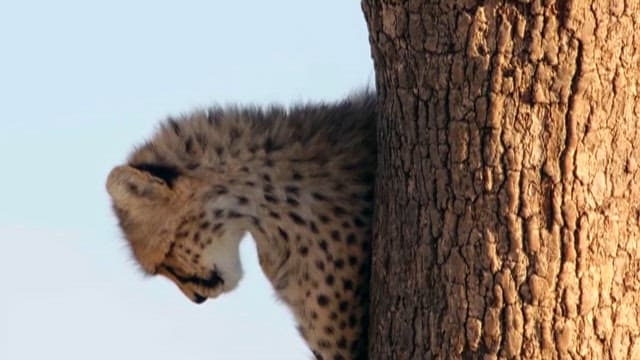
top-left (131, 163), bottom-right (181, 188)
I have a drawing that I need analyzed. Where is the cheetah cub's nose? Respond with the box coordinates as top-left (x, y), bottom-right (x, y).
top-left (192, 293), bottom-right (207, 304)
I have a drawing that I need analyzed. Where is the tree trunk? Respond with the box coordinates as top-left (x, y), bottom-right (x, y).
top-left (363, 1), bottom-right (640, 358)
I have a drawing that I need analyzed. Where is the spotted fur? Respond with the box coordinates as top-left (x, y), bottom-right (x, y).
top-left (106, 92), bottom-right (376, 359)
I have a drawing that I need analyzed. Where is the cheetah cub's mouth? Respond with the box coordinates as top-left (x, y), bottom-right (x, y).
top-left (158, 227), bottom-right (244, 305)
top-left (161, 264), bottom-right (225, 304)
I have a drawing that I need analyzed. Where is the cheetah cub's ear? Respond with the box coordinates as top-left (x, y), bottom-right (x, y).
top-left (106, 164), bottom-right (181, 273)
top-left (106, 164), bottom-right (178, 204)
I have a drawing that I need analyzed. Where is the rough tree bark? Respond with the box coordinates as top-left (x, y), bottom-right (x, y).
top-left (363, 1), bottom-right (640, 358)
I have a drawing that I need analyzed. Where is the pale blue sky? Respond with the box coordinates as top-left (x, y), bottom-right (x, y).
top-left (0, 1), bottom-right (372, 359)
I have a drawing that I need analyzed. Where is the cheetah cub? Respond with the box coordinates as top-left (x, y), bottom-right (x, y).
top-left (106, 93), bottom-right (375, 360)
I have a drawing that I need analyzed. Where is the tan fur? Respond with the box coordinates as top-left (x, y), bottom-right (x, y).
top-left (107, 92), bottom-right (376, 360)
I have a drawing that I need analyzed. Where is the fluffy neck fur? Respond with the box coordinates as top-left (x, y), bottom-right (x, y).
top-left (128, 93), bottom-right (376, 179)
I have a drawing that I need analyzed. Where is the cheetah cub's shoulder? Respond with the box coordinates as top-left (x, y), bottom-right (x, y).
top-left (106, 92), bottom-right (376, 360)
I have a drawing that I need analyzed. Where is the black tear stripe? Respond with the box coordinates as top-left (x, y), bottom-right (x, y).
top-left (162, 265), bottom-right (224, 288)
top-left (132, 163), bottom-right (181, 188)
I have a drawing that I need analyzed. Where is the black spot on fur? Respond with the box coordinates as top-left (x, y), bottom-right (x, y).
top-left (278, 226), bottom-right (289, 241)
top-left (292, 172), bottom-right (303, 180)
top-left (330, 230), bottom-right (340, 242)
top-left (236, 196), bottom-right (249, 205)
top-left (299, 246), bottom-right (309, 256)
top-left (319, 214), bottom-right (331, 224)
top-left (332, 206), bottom-right (347, 216)
top-left (168, 119), bottom-right (181, 135)
top-left (227, 211), bottom-right (242, 218)
top-left (289, 212), bottom-right (306, 225)
top-left (132, 163), bottom-right (181, 188)
top-left (325, 274), bottom-right (334, 285)
top-left (264, 137), bottom-right (283, 152)
top-left (346, 233), bottom-right (357, 245)
top-left (284, 185), bottom-right (299, 195)
top-left (309, 221), bottom-right (319, 234)
top-left (184, 137), bottom-right (194, 154)
top-left (319, 240), bottom-right (328, 252)
top-left (317, 294), bottom-right (329, 306)
top-left (334, 259), bottom-right (345, 269)
top-left (213, 209), bottom-right (224, 218)
top-left (312, 192), bottom-right (327, 201)
top-left (213, 185), bottom-right (228, 195)
top-left (264, 194), bottom-right (279, 203)
top-left (353, 217), bottom-right (366, 228)
top-left (286, 197), bottom-right (299, 206)
top-left (338, 301), bottom-right (348, 313)
top-left (269, 211), bottom-right (280, 219)
top-left (348, 255), bottom-right (358, 266)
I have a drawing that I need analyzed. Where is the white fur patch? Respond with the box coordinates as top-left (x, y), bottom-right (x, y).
top-left (202, 227), bottom-right (245, 294)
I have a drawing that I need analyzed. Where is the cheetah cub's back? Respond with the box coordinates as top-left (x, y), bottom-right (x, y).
top-left (106, 92), bottom-right (376, 360)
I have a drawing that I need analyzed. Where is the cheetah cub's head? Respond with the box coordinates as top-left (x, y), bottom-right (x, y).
top-left (107, 164), bottom-right (244, 304)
